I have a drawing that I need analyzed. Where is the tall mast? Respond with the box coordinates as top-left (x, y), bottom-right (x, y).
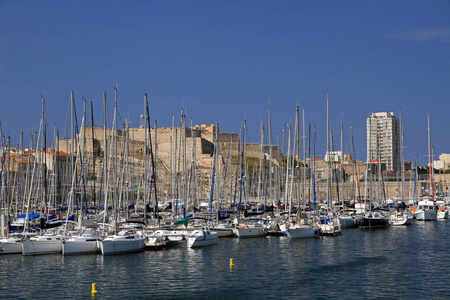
top-left (326, 93), bottom-right (331, 208)
top-left (209, 120), bottom-right (219, 221)
top-left (258, 118), bottom-right (263, 201)
top-left (351, 126), bottom-right (360, 200)
top-left (70, 91), bottom-right (75, 193)
top-left (181, 107), bottom-right (187, 218)
top-left (340, 115), bottom-right (344, 204)
top-left (145, 93), bottom-right (159, 226)
top-left (284, 124), bottom-right (292, 212)
top-left (41, 97), bottom-right (48, 216)
top-left (313, 125), bottom-right (317, 214)
top-left (302, 106), bottom-right (307, 206)
top-left (428, 114), bottom-right (434, 198)
top-left (295, 105), bottom-right (300, 207)
top-left (170, 115), bottom-right (175, 208)
top-left (113, 87), bottom-right (118, 232)
top-left (238, 126), bottom-right (244, 219)
top-left (90, 101), bottom-right (96, 212)
top-left (399, 108), bottom-right (405, 201)
top-left (268, 106), bottom-right (273, 207)
top-left (80, 98), bottom-right (87, 220)
top-left (102, 92), bottom-right (108, 229)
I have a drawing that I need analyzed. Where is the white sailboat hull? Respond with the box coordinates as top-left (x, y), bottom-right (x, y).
top-left (233, 226), bottom-right (266, 238)
top-left (286, 226), bottom-right (320, 239)
top-left (187, 230), bottom-right (218, 248)
top-left (63, 236), bottom-right (101, 255)
top-left (22, 237), bottom-right (63, 255)
top-left (0, 238), bottom-right (23, 254)
top-left (211, 224), bottom-right (234, 237)
top-left (101, 234), bottom-right (145, 255)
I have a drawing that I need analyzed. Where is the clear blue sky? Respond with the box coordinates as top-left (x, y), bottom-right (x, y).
top-left (0, 1), bottom-right (449, 166)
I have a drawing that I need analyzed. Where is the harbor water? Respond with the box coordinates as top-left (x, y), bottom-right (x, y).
top-left (1, 221), bottom-right (450, 299)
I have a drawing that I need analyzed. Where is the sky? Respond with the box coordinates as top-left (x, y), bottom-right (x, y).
top-left (0, 1), bottom-right (449, 166)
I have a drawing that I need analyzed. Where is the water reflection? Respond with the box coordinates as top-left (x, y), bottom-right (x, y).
top-left (2, 224), bottom-right (450, 298)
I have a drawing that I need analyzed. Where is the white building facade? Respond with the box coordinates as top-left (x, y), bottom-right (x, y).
top-left (366, 112), bottom-right (400, 171)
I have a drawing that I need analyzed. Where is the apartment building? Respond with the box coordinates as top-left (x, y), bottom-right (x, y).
top-left (366, 112), bottom-right (400, 171)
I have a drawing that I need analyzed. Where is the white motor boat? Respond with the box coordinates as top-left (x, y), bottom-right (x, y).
top-left (100, 231), bottom-right (145, 255)
top-left (22, 232), bottom-right (64, 255)
top-left (390, 212), bottom-right (414, 226)
top-left (187, 230), bottom-right (218, 248)
top-left (414, 199), bottom-right (437, 221)
top-left (437, 207), bottom-right (448, 220)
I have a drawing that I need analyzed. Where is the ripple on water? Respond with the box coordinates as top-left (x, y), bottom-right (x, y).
top-left (2, 223), bottom-right (450, 299)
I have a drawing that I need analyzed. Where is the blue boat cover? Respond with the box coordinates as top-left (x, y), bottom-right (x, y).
top-left (16, 213), bottom-right (40, 220)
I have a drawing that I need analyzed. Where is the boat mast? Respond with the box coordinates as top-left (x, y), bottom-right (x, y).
top-left (268, 106), bottom-right (273, 209)
top-left (428, 114), bottom-right (434, 198)
top-left (209, 120), bottom-right (219, 221)
top-left (326, 93), bottom-right (331, 210)
top-left (145, 93), bottom-right (159, 226)
top-left (113, 88), bottom-right (118, 233)
top-left (400, 108), bottom-right (405, 201)
top-left (90, 101), bottom-right (96, 213)
top-left (340, 115), bottom-right (344, 206)
top-left (238, 126), bottom-right (244, 219)
top-left (102, 91), bottom-right (108, 232)
top-left (302, 106), bottom-right (307, 208)
top-left (295, 105), bottom-right (300, 209)
top-left (284, 124), bottom-right (291, 213)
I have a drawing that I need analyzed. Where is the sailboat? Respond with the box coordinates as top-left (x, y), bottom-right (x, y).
top-left (63, 221), bottom-right (102, 255)
top-left (285, 211), bottom-right (320, 239)
top-left (187, 229), bottom-right (218, 248)
top-left (62, 98), bottom-right (102, 255)
top-left (281, 106), bottom-right (320, 239)
top-left (233, 121), bottom-right (267, 238)
top-left (360, 111), bottom-right (389, 229)
top-left (338, 120), bottom-right (360, 229)
top-left (22, 97), bottom-right (66, 255)
top-left (389, 108), bottom-right (414, 226)
top-left (413, 115), bottom-right (437, 221)
top-left (100, 90), bottom-right (145, 255)
top-left (0, 138), bottom-right (25, 254)
top-left (0, 236), bottom-right (23, 254)
top-left (319, 94), bottom-right (341, 235)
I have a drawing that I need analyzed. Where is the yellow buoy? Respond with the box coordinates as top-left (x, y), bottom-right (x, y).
top-left (230, 258), bottom-right (234, 267)
top-left (92, 283), bottom-right (98, 294)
